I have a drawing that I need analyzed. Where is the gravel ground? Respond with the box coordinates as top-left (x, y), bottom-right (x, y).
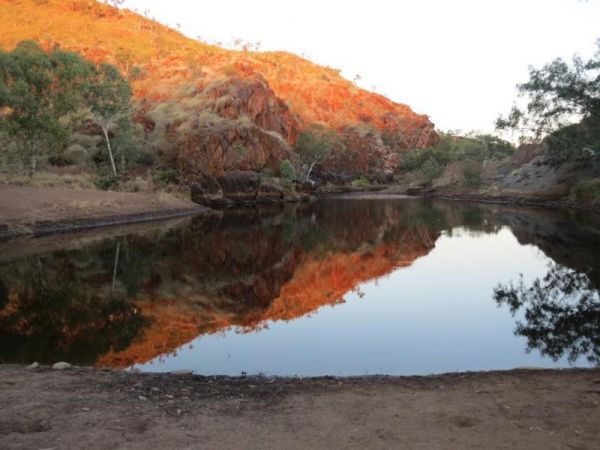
top-left (1, 365), bottom-right (599, 449)
top-left (0, 185), bottom-right (204, 238)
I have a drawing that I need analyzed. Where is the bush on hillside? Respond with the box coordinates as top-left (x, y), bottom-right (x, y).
top-left (400, 132), bottom-right (515, 181)
top-left (351, 176), bottom-right (370, 187)
top-left (280, 159), bottom-right (296, 186)
top-left (570, 178), bottom-right (600, 204)
top-left (294, 126), bottom-right (337, 182)
top-left (461, 161), bottom-right (483, 187)
top-left (94, 173), bottom-right (120, 191)
top-left (421, 157), bottom-right (442, 182)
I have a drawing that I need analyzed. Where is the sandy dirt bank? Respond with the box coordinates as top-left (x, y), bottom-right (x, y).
top-left (1, 365), bottom-right (598, 449)
top-left (0, 185), bottom-right (205, 238)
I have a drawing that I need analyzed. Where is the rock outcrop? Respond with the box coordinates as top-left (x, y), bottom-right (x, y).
top-left (217, 171), bottom-right (261, 203)
top-left (176, 116), bottom-right (291, 180)
top-left (256, 178), bottom-right (285, 203)
top-left (190, 172), bottom-right (291, 206)
top-left (197, 75), bottom-right (299, 144)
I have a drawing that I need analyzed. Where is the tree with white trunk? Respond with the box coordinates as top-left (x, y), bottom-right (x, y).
top-left (86, 63), bottom-right (132, 176)
top-left (294, 127), bottom-right (335, 183)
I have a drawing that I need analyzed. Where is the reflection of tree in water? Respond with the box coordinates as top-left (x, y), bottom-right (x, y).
top-left (0, 280), bottom-right (8, 310)
top-left (494, 263), bottom-right (600, 366)
top-left (0, 257), bottom-right (148, 364)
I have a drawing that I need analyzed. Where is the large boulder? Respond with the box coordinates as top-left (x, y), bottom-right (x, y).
top-left (218, 171), bottom-right (261, 203)
top-left (257, 178), bottom-right (284, 203)
top-left (189, 172), bottom-right (302, 206)
top-left (176, 117), bottom-right (292, 188)
top-left (190, 177), bottom-right (228, 207)
top-left (200, 75), bottom-right (299, 144)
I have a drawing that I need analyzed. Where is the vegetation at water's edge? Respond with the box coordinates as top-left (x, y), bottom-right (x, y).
top-left (398, 132), bottom-right (515, 186)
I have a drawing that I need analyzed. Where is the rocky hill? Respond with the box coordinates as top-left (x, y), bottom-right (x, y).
top-left (0, 0), bottom-right (438, 187)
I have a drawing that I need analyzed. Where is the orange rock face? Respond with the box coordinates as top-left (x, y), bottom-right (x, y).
top-left (0, 0), bottom-right (438, 179)
top-left (172, 76), bottom-right (299, 184)
top-left (198, 75), bottom-right (299, 144)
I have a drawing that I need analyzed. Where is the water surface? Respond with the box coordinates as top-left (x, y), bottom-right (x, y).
top-left (1, 198), bottom-right (599, 376)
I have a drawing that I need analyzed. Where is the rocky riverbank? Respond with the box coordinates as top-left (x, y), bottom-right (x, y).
top-left (1, 365), bottom-right (598, 449)
top-left (379, 136), bottom-right (600, 212)
top-left (188, 170), bottom-right (315, 206)
top-left (319, 187), bottom-right (600, 213)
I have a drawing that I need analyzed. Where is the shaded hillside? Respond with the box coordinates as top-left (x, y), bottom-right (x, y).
top-left (0, 0), bottom-right (438, 182)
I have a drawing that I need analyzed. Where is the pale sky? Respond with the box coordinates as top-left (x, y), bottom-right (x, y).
top-left (120, 0), bottom-right (600, 134)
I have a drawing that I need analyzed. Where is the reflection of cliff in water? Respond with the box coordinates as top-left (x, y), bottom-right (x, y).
top-left (0, 200), bottom-right (441, 367)
top-left (98, 201), bottom-right (442, 367)
top-left (1, 199), bottom-right (599, 368)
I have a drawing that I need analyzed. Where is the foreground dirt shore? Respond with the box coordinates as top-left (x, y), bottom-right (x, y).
top-left (0, 185), bottom-right (206, 239)
top-left (1, 366), bottom-right (599, 449)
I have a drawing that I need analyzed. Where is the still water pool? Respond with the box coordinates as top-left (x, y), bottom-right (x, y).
top-left (1, 198), bottom-right (599, 376)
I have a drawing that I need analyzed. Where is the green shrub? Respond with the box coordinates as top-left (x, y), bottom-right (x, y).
top-left (352, 176), bottom-right (370, 187)
top-left (570, 178), bottom-right (600, 204)
top-left (421, 157), bottom-right (442, 182)
top-left (152, 167), bottom-right (178, 185)
top-left (47, 154), bottom-right (74, 167)
top-left (133, 149), bottom-right (156, 167)
top-left (400, 132), bottom-right (515, 175)
top-left (461, 161), bottom-right (483, 187)
top-left (280, 159), bottom-right (296, 186)
top-left (400, 146), bottom-right (450, 172)
top-left (64, 144), bottom-right (88, 165)
top-left (261, 166), bottom-right (274, 177)
top-left (94, 174), bottom-right (120, 191)
top-left (128, 65), bottom-right (146, 81)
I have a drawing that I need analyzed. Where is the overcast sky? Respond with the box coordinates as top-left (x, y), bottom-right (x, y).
top-left (120, 0), bottom-right (600, 134)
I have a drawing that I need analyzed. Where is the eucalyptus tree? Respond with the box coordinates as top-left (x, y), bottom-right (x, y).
top-left (85, 63), bottom-right (133, 176)
top-left (497, 39), bottom-right (600, 162)
top-left (0, 41), bottom-right (93, 174)
top-left (294, 127), bottom-right (335, 183)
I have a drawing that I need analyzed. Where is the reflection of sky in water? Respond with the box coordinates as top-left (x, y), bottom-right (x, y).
top-left (135, 227), bottom-right (591, 376)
